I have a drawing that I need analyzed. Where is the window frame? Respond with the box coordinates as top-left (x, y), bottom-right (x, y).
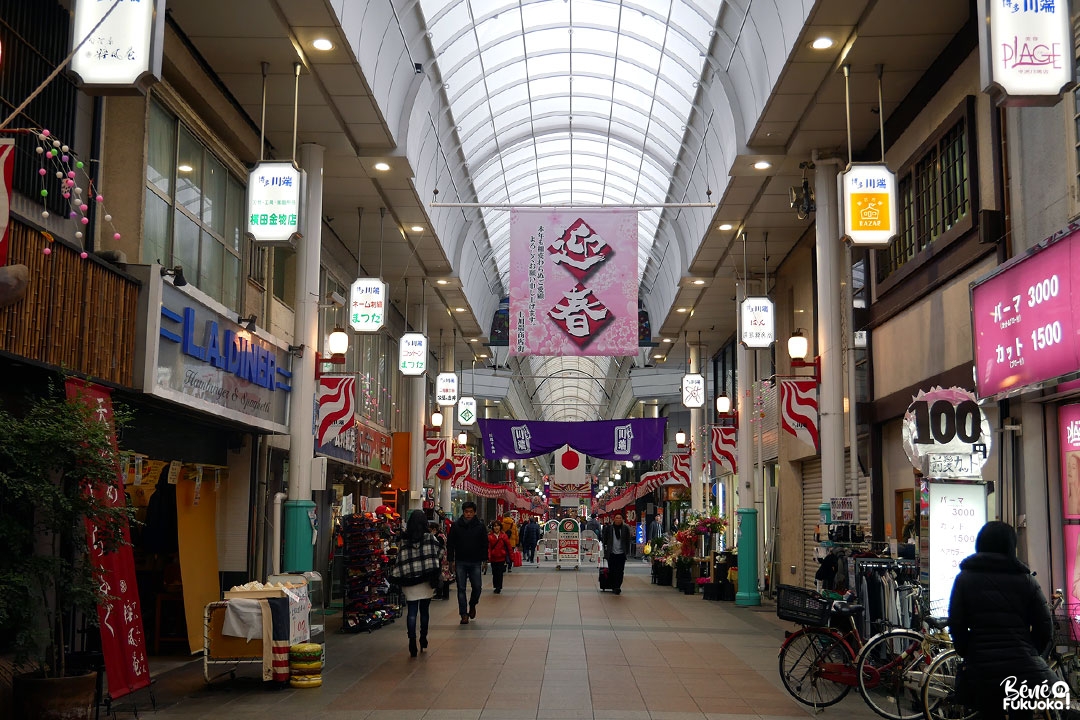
top-left (873, 96), bottom-right (979, 295)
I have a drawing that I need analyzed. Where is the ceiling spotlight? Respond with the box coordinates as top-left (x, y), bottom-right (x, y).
top-left (693, 279), bottom-right (705, 285)
top-left (373, 162), bottom-right (390, 172)
top-left (411, 225), bottom-right (424, 232)
top-left (312, 38), bottom-right (334, 51)
top-left (676, 307), bottom-right (688, 313)
top-left (455, 307), bottom-right (466, 312)
top-left (436, 279), bottom-right (448, 285)
top-left (753, 160), bottom-right (772, 170)
top-left (653, 354), bottom-right (663, 360)
top-left (811, 36), bottom-right (834, 50)
top-left (470, 338), bottom-right (478, 342)
top-left (663, 338), bottom-right (674, 343)
top-left (718, 223), bottom-right (733, 231)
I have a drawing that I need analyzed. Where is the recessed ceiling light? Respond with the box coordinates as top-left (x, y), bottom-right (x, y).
top-left (455, 307), bottom-right (465, 312)
top-left (663, 338), bottom-right (674, 343)
top-left (677, 307), bottom-right (688, 313)
top-left (178, 164), bottom-right (193, 173)
top-left (811, 36), bottom-right (834, 50)
top-left (653, 354), bottom-right (663, 359)
top-left (718, 223), bottom-right (733, 231)
top-left (373, 162), bottom-right (390, 172)
top-left (470, 338), bottom-right (478, 342)
top-left (479, 353), bottom-right (488, 358)
top-left (410, 225), bottom-right (424, 232)
top-left (693, 279), bottom-right (705, 285)
top-left (753, 160), bottom-right (772, 170)
top-left (436, 279), bottom-right (447, 285)
top-left (312, 38), bottom-right (334, 51)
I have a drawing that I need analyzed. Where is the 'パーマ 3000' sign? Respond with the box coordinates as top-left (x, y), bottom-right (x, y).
top-left (971, 224), bottom-right (1080, 399)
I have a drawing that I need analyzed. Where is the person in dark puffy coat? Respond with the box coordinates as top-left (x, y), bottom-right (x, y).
top-left (948, 521), bottom-right (1055, 720)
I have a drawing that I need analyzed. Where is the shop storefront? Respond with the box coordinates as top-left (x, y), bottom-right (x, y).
top-left (127, 266), bottom-right (292, 656)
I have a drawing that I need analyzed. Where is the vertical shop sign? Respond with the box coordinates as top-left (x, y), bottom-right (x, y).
top-left (681, 374), bottom-right (705, 408)
top-left (0, 139), bottom-right (13, 266)
top-left (457, 396), bottom-right (477, 426)
top-left (978, 0), bottom-right (1075, 106)
top-left (740, 297), bottom-right (774, 347)
top-left (927, 481), bottom-right (987, 615)
top-left (246, 162), bottom-right (301, 246)
top-left (64, 379), bottom-right (150, 699)
top-left (349, 278), bottom-right (387, 332)
top-left (70, 0), bottom-right (165, 92)
top-left (399, 333), bottom-right (427, 375)
top-left (841, 163), bottom-right (898, 247)
top-left (436, 372), bottom-right (458, 406)
top-left (1060, 403), bottom-right (1080, 519)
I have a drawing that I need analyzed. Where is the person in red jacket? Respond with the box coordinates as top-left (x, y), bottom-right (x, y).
top-left (487, 522), bottom-right (513, 594)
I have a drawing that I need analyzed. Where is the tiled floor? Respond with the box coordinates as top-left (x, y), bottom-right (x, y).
top-left (128, 562), bottom-right (882, 719)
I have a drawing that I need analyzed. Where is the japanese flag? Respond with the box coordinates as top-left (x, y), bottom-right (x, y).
top-left (554, 445), bottom-right (587, 495)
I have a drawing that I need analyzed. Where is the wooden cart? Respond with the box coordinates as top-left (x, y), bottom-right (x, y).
top-left (202, 601), bottom-right (263, 683)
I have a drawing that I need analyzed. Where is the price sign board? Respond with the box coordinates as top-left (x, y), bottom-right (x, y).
top-left (556, 517), bottom-right (581, 568)
top-left (902, 387), bottom-right (992, 478)
top-left (971, 225), bottom-right (1080, 399)
top-left (928, 481), bottom-right (987, 616)
top-left (830, 496), bottom-right (855, 523)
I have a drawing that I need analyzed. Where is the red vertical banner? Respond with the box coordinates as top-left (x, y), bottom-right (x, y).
top-left (0, 139), bottom-right (14, 266)
top-left (64, 379), bottom-right (150, 699)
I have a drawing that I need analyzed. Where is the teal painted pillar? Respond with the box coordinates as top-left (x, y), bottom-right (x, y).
top-left (283, 500), bottom-right (316, 572)
top-left (735, 507), bottom-right (761, 606)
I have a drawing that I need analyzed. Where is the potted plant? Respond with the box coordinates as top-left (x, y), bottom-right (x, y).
top-left (0, 381), bottom-right (133, 719)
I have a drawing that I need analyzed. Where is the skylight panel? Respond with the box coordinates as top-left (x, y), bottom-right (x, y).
top-left (572, 27), bottom-right (618, 57)
top-left (620, 6), bottom-right (669, 41)
top-left (571, 76), bottom-right (614, 99)
top-left (482, 36), bottom-right (524, 70)
top-left (573, 0), bottom-right (620, 29)
top-left (446, 56), bottom-right (484, 101)
top-left (617, 37), bottom-right (662, 73)
top-left (485, 60), bottom-right (527, 95)
top-left (475, 6), bottom-right (520, 46)
top-left (669, 1), bottom-right (713, 45)
top-left (437, 35), bottom-right (478, 76)
top-left (570, 95), bottom-right (612, 119)
top-left (427, 2), bottom-right (471, 50)
top-left (524, 26), bottom-right (570, 56)
top-left (489, 83), bottom-right (530, 116)
top-left (521, 0), bottom-right (569, 29)
top-left (529, 75), bottom-right (571, 100)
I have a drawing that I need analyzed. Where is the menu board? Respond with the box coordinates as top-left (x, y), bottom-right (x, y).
top-left (928, 481), bottom-right (987, 615)
top-left (971, 226), bottom-right (1080, 399)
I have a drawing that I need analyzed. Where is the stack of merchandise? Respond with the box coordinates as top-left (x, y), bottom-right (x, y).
top-left (341, 510), bottom-right (402, 633)
top-left (289, 643), bottom-right (323, 688)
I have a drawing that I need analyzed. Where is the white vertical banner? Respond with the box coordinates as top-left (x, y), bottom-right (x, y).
top-left (552, 445), bottom-right (588, 497)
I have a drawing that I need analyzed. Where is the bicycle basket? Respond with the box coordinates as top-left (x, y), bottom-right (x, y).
top-left (1053, 603), bottom-right (1080, 648)
top-left (776, 584), bottom-right (832, 626)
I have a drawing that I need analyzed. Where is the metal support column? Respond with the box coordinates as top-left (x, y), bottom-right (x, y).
top-left (815, 159), bottom-right (845, 510)
top-left (735, 280), bottom-right (761, 606)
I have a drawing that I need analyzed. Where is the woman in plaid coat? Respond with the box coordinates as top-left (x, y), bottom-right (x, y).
top-left (395, 510), bottom-right (445, 657)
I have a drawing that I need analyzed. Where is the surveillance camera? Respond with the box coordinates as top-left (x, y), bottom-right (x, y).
top-left (329, 291), bottom-right (346, 308)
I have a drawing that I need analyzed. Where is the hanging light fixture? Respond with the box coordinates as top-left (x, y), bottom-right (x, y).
top-left (787, 329), bottom-right (809, 361)
top-left (327, 326), bottom-right (349, 357)
top-left (716, 395), bottom-right (732, 414)
top-left (675, 429), bottom-right (687, 446)
top-left (430, 410), bottom-right (444, 428)
top-left (457, 430), bottom-right (467, 446)
top-left (624, 460), bottom-right (633, 468)
top-left (508, 461), bottom-right (515, 470)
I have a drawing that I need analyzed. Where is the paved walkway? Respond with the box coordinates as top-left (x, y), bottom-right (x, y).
top-left (132, 562), bottom-right (881, 719)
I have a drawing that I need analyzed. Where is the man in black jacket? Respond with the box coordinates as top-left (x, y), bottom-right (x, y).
top-left (601, 513), bottom-right (632, 595)
top-left (446, 501), bottom-right (488, 624)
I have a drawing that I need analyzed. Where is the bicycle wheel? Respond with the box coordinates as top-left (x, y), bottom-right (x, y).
top-left (1050, 653), bottom-right (1080, 720)
top-left (856, 629), bottom-right (927, 720)
top-left (778, 628), bottom-right (855, 707)
top-left (920, 649), bottom-right (977, 720)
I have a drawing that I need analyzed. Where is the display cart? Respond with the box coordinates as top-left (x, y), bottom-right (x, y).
top-left (202, 601), bottom-right (262, 683)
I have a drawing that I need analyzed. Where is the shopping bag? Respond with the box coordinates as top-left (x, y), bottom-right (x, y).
top-left (512, 549), bottom-right (523, 567)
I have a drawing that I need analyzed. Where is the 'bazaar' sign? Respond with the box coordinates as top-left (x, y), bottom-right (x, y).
top-left (842, 163), bottom-right (898, 247)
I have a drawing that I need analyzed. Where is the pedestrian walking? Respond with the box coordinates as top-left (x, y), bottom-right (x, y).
top-left (601, 513), bottom-right (632, 595)
top-left (949, 520), bottom-right (1056, 720)
top-left (521, 517), bottom-right (540, 563)
top-left (446, 501), bottom-right (488, 624)
top-left (488, 522), bottom-right (512, 593)
top-left (501, 515), bottom-right (519, 572)
top-left (391, 510), bottom-right (444, 657)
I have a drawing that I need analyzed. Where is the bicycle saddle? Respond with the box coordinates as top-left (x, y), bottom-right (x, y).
top-left (831, 602), bottom-right (864, 616)
top-left (925, 616), bottom-right (949, 630)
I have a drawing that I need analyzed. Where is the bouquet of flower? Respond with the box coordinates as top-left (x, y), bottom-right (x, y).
top-left (682, 512), bottom-right (727, 537)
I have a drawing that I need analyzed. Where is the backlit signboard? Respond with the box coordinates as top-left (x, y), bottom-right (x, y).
top-left (246, 162), bottom-right (301, 246)
top-left (842, 163), bottom-right (898, 247)
top-left (71, 0), bottom-right (165, 92)
top-left (740, 297), bottom-right (774, 348)
top-left (978, 0), bottom-right (1075, 106)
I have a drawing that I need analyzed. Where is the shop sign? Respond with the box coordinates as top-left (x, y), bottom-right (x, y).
top-left (928, 481), bottom-right (987, 616)
top-left (902, 387), bottom-right (992, 478)
top-left (740, 297), bottom-right (774, 347)
top-left (70, 0), bottom-right (165, 92)
top-left (970, 224), bottom-right (1080, 399)
top-left (150, 283), bottom-right (291, 432)
top-left (349, 278), bottom-right (386, 332)
top-left (557, 517), bottom-right (581, 566)
top-left (830, 496), bottom-right (855, 523)
top-left (1060, 403), bottom-right (1080, 519)
top-left (316, 423), bottom-right (356, 464)
top-left (978, 0), bottom-right (1075, 106)
top-left (436, 372), bottom-right (458, 406)
top-left (457, 396), bottom-right (477, 426)
top-left (356, 422), bottom-right (392, 474)
top-left (681, 373), bottom-right (705, 408)
top-left (842, 163), bottom-right (898, 247)
top-left (399, 333), bottom-right (427, 375)
top-left (246, 162), bottom-right (301, 246)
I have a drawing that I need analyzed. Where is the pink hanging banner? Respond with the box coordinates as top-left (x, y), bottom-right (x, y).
top-left (509, 209), bottom-right (638, 356)
top-left (0, 139), bottom-right (14, 266)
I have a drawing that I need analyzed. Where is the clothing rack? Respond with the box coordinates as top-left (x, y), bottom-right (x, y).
top-left (853, 558), bottom-right (919, 637)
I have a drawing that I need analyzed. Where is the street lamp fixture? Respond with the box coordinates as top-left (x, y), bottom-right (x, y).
top-left (508, 461), bottom-right (515, 470)
top-left (787, 328), bottom-right (821, 381)
top-left (431, 410), bottom-right (444, 428)
top-left (457, 431), bottom-right (467, 446)
top-left (716, 395), bottom-right (731, 414)
top-left (675, 428), bottom-right (687, 447)
top-left (327, 326), bottom-right (349, 360)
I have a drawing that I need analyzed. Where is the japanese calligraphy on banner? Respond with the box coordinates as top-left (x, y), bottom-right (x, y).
top-left (509, 209), bottom-right (638, 356)
top-left (246, 162), bottom-right (300, 246)
top-left (842, 163), bottom-right (898, 247)
top-left (970, 223), bottom-right (1080, 399)
top-left (349, 278), bottom-right (387, 332)
top-left (740, 297), bottom-right (774, 347)
top-left (978, 0), bottom-right (1075, 106)
top-left (70, 0), bottom-right (165, 91)
top-left (1060, 403), bottom-right (1080, 519)
top-left (399, 333), bottom-right (427, 375)
top-left (902, 386), bottom-right (993, 478)
top-left (64, 379), bottom-right (150, 700)
top-left (436, 373), bottom-right (458, 406)
top-left (0, 140), bottom-right (13, 266)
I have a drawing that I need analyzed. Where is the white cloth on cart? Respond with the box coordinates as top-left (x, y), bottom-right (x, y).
top-left (222, 598), bottom-right (263, 641)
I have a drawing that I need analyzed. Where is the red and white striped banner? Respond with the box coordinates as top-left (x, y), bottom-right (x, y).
top-left (451, 454), bottom-right (471, 489)
top-left (670, 451), bottom-right (690, 486)
top-left (600, 451), bottom-right (691, 513)
top-left (711, 427), bottom-right (737, 474)
top-left (316, 375), bottom-right (355, 448)
top-left (425, 438), bottom-right (448, 479)
top-left (779, 378), bottom-right (819, 450)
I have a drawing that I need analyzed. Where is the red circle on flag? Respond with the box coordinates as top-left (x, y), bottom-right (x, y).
top-left (561, 450), bottom-right (579, 470)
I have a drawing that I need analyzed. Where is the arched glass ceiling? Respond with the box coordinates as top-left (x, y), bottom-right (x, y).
top-left (420, 0), bottom-right (723, 287)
